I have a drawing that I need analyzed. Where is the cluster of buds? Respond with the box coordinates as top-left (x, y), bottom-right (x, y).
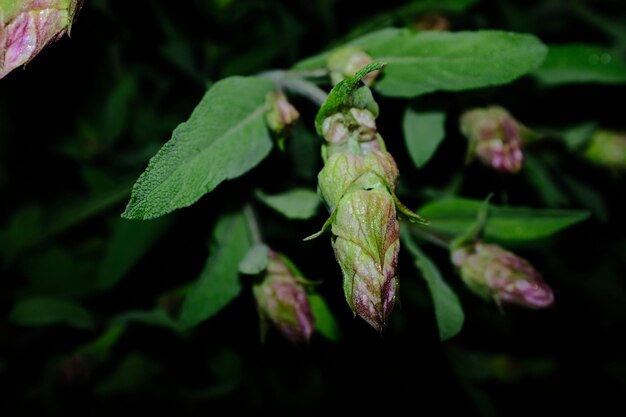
top-left (583, 129), bottom-right (626, 170)
top-left (253, 250), bottom-right (315, 344)
top-left (451, 241), bottom-right (554, 308)
top-left (316, 107), bottom-right (401, 333)
top-left (327, 47), bottom-right (380, 87)
top-left (460, 106), bottom-right (529, 174)
top-left (1, 0), bottom-right (82, 79)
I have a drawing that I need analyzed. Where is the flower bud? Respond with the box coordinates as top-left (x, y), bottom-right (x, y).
top-left (253, 251), bottom-right (315, 344)
top-left (265, 91), bottom-right (300, 135)
top-left (415, 13), bottom-right (450, 32)
top-left (460, 106), bottom-right (526, 174)
top-left (451, 242), bottom-right (554, 308)
top-left (583, 130), bottom-right (626, 170)
top-left (317, 149), bottom-right (399, 212)
top-left (1, 0), bottom-right (82, 79)
top-left (332, 188), bottom-right (399, 332)
top-left (327, 47), bottom-right (379, 86)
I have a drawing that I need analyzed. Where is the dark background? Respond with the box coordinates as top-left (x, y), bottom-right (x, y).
top-left (1, 0), bottom-right (625, 415)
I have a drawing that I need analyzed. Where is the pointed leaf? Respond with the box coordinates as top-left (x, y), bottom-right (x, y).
top-left (309, 293), bottom-right (341, 341)
top-left (178, 211), bottom-right (251, 329)
top-left (98, 217), bottom-right (173, 290)
top-left (256, 188), bottom-right (321, 220)
top-left (419, 198), bottom-right (589, 241)
top-left (402, 231), bottom-right (464, 341)
top-left (238, 243), bottom-right (270, 275)
top-left (122, 76), bottom-right (275, 219)
top-left (403, 108), bottom-right (446, 168)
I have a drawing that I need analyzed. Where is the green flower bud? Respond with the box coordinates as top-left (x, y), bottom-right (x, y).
top-left (451, 242), bottom-right (554, 308)
top-left (1, 0), bottom-right (82, 79)
top-left (253, 251), bottom-right (315, 344)
top-left (265, 91), bottom-right (300, 135)
top-left (460, 106), bottom-right (527, 174)
top-left (332, 188), bottom-right (399, 333)
top-left (317, 149), bottom-right (399, 213)
top-left (327, 46), bottom-right (379, 87)
top-left (583, 129), bottom-right (626, 169)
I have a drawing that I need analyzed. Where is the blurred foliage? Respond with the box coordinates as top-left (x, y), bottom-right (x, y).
top-left (1, 0), bottom-right (626, 416)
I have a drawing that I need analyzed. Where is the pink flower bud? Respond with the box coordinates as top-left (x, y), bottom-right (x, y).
top-left (327, 47), bottom-right (379, 86)
top-left (1, 0), bottom-right (82, 79)
top-left (253, 251), bottom-right (315, 344)
top-left (460, 106), bottom-right (526, 174)
top-left (452, 242), bottom-right (554, 308)
top-left (332, 188), bottom-right (400, 332)
top-left (265, 91), bottom-right (300, 135)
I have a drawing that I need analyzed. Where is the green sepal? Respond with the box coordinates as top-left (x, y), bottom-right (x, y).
top-left (303, 210), bottom-right (337, 241)
top-left (314, 62), bottom-right (385, 134)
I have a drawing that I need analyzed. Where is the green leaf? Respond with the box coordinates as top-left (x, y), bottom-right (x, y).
top-left (534, 44), bottom-right (626, 85)
top-left (523, 154), bottom-right (570, 207)
top-left (98, 217), bottom-right (173, 290)
top-left (113, 309), bottom-right (179, 331)
top-left (297, 29), bottom-right (547, 97)
top-left (309, 293), bottom-right (341, 342)
top-left (178, 211), bottom-right (251, 329)
top-left (122, 76), bottom-right (275, 220)
top-left (402, 231), bottom-right (464, 341)
top-left (256, 188), bottom-right (321, 220)
top-left (372, 30), bottom-right (547, 97)
top-left (403, 108), bottom-right (446, 168)
top-left (96, 354), bottom-right (161, 397)
top-left (10, 297), bottom-right (95, 330)
top-left (418, 198), bottom-right (590, 241)
top-left (238, 243), bottom-right (270, 275)
top-left (314, 62), bottom-right (384, 133)
top-left (561, 122), bottom-right (597, 151)
top-left (77, 324), bottom-right (126, 363)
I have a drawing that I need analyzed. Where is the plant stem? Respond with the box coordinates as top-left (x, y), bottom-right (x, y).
top-left (409, 224), bottom-right (451, 250)
top-left (259, 70), bottom-right (328, 106)
top-left (244, 203), bottom-right (263, 245)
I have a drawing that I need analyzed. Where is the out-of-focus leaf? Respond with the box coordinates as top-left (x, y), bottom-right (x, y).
top-left (98, 217), bottom-right (173, 290)
top-left (0, 206), bottom-right (43, 261)
top-left (309, 292), bottom-right (341, 342)
top-left (96, 354), bottom-right (161, 397)
top-left (255, 188), bottom-right (321, 220)
top-left (113, 310), bottom-right (179, 331)
top-left (10, 297), bottom-right (95, 330)
top-left (178, 211), bottom-right (251, 329)
top-left (403, 108), bottom-right (446, 168)
top-left (122, 76), bottom-right (275, 220)
top-left (561, 122), bottom-right (597, 151)
top-left (534, 44), bottom-right (626, 85)
top-left (77, 324), bottom-right (126, 363)
top-left (523, 154), bottom-right (570, 207)
top-left (402, 231), bottom-right (464, 340)
top-left (418, 198), bottom-right (589, 241)
top-left (21, 247), bottom-right (98, 297)
top-left (560, 174), bottom-right (609, 223)
top-left (238, 243), bottom-right (270, 274)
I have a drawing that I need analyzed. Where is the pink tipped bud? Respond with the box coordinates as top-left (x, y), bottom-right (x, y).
top-left (451, 242), bottom-right (554, 308)
top-left (1, 0), bottom-right (82, 79)
top-left (253, 251), bottom-right (315, 344)
top-left (460, 106), bottom-right (527, 174)
top-left (332, 188), bottom-right (400, 332)
top-left (327, 47), bottom-right (379, 86)
top-left (265, 91), bottom-right (300, 135)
